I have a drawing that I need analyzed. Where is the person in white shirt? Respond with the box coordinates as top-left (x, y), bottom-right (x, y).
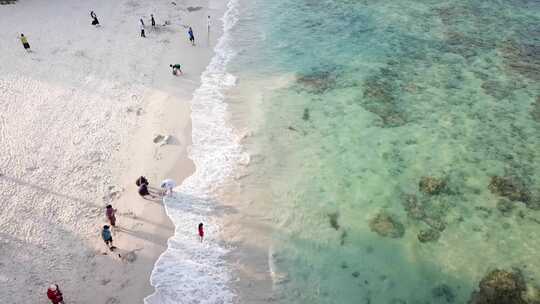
top-left (160, 179), bottom-right (176, 196)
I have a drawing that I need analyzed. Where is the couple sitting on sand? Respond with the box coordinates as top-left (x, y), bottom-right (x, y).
top-left (136, 176), bottom-right (176, 199)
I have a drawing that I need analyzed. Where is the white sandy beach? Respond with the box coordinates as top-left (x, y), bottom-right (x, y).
top-left (0, 0), bottom-right (223, 303)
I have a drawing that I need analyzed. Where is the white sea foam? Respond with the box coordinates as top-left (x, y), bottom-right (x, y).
top-left (144, 0), bottom-right (242, 303)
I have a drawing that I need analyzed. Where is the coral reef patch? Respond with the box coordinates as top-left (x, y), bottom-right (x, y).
top-left (369, 212), bottom-right (405, 238)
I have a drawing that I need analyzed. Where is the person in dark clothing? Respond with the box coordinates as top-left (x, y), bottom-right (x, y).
top-left (151, 14), bottom-right (156, 27)
top-left (198, 223), bottom-right (204, 242)
top-left (135, 176), bottom-right (149, 187)
top-left (139, 18), bottom-right (146, 37)
top-left (170, 64), bottom-right (183, 75)
top-left (106, 205), bottom-right (117, 227)
top-left (138, 183), bottom-right (151, 197)
top-left (188, 27), bottom-right (195, 46)
top-left (47, 284), bottom-right (64, 304)
top-left (90, 11), bottom-right (99, 26)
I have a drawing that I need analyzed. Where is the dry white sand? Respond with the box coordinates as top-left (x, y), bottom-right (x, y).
top-left (0, 0), bottom-right (221, 302)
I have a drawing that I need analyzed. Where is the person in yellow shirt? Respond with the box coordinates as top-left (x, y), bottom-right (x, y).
top-left (20, 33), bottom-right (30, 52)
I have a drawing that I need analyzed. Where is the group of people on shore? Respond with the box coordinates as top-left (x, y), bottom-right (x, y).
top-left (48, 175), bottom-right (206, 303)
top-left (15, 7), bottom-right (212, 304)
top-left (19, 9), bottom-right (212, 80)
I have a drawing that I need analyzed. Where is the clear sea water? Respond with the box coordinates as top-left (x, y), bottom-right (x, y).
top-left (225, 0), bottom-right (540, 303)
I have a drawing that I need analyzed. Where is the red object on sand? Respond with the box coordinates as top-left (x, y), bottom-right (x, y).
top-left (47, 285), bottom-right (64, 304)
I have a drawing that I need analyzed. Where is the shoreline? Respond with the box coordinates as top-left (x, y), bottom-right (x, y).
top-left (112, 1), bottom-right (228, 302)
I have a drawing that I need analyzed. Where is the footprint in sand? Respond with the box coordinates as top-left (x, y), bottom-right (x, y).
top-left (130, 222), bottom-right (143, 230)
top-left (106, 297), bottom-right (119, 304)
top-left (120, 250), bottom-right (138, 263)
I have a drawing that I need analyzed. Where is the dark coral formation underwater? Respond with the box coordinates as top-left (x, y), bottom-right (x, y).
top-left (468, 269), bottom-right (530, 304)
top-left (368, 212), bottom-right (405, 238)
top-left (361, 67), bottom-right (407, 128)
top-left (488, 175), bottom-right (540, 210)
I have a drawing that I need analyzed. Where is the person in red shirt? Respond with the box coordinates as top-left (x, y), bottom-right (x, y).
top-left (47, 284), bottom-right (64, 304)
top-left (106, 204), bottom-right (117, 227)
top-left (198, 223), bottom-right (204, 242)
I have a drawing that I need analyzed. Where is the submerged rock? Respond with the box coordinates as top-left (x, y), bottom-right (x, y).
top-left (369, 212), bottom-right (405, 238)
top-left (423, 216), bottom-right (447, 232)
top-left (327, 212), bottom-right (340, 230)
top-left (419, 176), bottom-right (448, 195)
top-left (401, 194), bottom-right (447, 232)
top-left (402, 194), bottom-right (425, 220)
top-left (481, 80), bottom-right (515, 100)
top-left (432, 284), bottom-right (456, 303)
top-left (296, 70), bottom-right (337, 93)
top-left (488, 176), bottom-right (531, 203)
top-left (469, 269), bottom-right (527, 304)
top-left (499, 40), bottom-right (540, 82)
top-left (418, 228), bottom-right (440, 243)
top-left (444, 31), bottom-right (494, 59)
top-left (361, 67), bottom-right (407, 128)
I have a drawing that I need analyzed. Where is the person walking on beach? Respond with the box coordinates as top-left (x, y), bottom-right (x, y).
top-left (46, 284), bottom-right (64, 304)
top-left (206, 15), bottom-right (211, 45)
top-left (140, 19), bottom-right (146, 37)
top-left (90, 11), bottom-right (100, 26)
top-left (101, 225), bottom-right (115, 251)
top-left (151, 14), bottom-right (156, 27)
top-left (188, 27), bottom-right (195, 46)
top-left (20, 34), bottom-right (30, 52)
top-left (198, 223), bottom-right (204, 242)
top-left (106, 204), bottom-right (117, 227)
top-left (170, 64), bottom-right (183, 76)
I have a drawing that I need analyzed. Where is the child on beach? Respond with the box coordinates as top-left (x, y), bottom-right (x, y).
top-left (170, 64), bottom-right (183, 75)
top-left (46, 284), bottom-right (64, 304)
top-left (20, 34), bottom-right (30, 52)
top-left (101, 225), bottom-right (114, 251)
top-left (90, 11), bottom-right (99, 26)
top-left (106, 204), bottom-right (117, 227)
top-left (188, 27), bottom-right (195, 46)
top-left (198, 223), bottom-right (204, 242)
top-left (151, 14), bottom-right (156, 27)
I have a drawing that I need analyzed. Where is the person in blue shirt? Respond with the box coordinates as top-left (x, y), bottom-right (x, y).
top-left (101, 225), bottom-right (114, 251)
top-left (188, 27), bottom-right (195, 46)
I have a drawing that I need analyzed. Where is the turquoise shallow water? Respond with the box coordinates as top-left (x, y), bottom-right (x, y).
top-left (226, 0), bottom-right (540, 303)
